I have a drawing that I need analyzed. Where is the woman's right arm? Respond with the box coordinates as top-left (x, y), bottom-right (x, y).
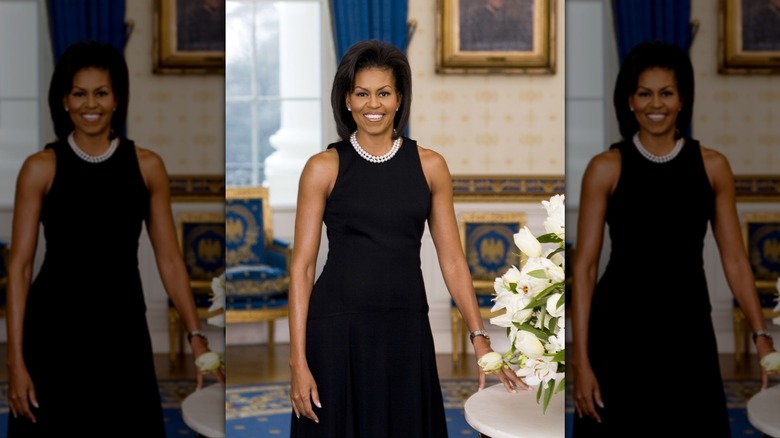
top-left (288, 149), bottom-right (337, 424)
top-left (6, 150), bottom-right (55, 422)
top-left (571, 149), bottom-right (620, 423)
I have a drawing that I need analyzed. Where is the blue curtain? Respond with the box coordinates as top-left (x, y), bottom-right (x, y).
top-left (612, 0), bottom-right (693, 63)
top-left (48, 0), bottom-right (128, 61)
top-left (331, 0), bottom-right (410, 61)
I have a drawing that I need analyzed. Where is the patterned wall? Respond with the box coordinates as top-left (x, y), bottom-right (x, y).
top-left (124, 0), bottom-right (225, 176)
top-left (691, 1), bottom-right (780, 175)
top-left (406, 0), bottom-right (565, 176)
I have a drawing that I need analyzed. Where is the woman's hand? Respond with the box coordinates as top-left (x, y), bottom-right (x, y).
top-left (473, 337), bottom-right (528, 393)
top-left (290, 364), bottom-right (321, 423)
top-left (191, 336), bottom-right (225, 389)
top-left (573, 360), bottom-right (603, 423)
top-left (756, 336), bottom-right (777, 390)
top-left (8, 363), bottom-right (38, 423)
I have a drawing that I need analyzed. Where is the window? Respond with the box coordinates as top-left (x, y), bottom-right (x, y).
top-left (565, 0), bottom-right (619, 208)
top-left (226, 0), bottom-right (334, 207)
top-left (0, 0), bottom-right (44, 207)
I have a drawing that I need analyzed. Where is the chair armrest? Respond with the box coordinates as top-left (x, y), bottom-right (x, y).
top-left (266, 241), bottom-right (292, 275)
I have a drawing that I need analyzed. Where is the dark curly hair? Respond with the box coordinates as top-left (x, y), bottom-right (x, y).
top-left (48, 40), bottom-right (129, 140)
top-left (331, 40), bottom-right (412, 141)
top-left (613, 40), bottom-right (694, 140)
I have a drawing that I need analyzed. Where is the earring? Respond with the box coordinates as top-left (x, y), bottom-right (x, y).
top-left (64, 107), bottom-right (69, 112)
top-left (347, 105), bottom-right (351, 112)
top-left (629, 107), bottom-right (634, 112)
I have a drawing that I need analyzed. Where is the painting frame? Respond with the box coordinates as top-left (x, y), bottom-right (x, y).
top-left (458, 212), bottom-right (527, 291)
top-left (154, 0), bottom-right (225, 74)
top-left (436, 0), bottom-right (555, 74)
top-left (741, 212), bottom-right (780, 290)
top-left (719, 0), bottom-right (780, 74)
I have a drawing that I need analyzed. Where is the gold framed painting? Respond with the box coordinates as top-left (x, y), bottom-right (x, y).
top-left (154, 0), bottom-right (225, 74)
top-left (719, 0), bottom-right (780, 74)
top-left (436, 0), bottom-right (555, 74)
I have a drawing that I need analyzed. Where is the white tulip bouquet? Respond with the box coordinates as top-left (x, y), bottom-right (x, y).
top-left (478, 194), bottom-right (566, 413)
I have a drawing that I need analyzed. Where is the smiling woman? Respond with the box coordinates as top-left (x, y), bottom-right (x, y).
top-left (286, 40), bottom-right (526, 438)
top-left (571, 40), bottom-right (777, 436)
top-left (5, 40), bottom-right (224, 437)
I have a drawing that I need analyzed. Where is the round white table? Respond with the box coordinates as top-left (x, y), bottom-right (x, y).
top-left (464, 383), bottom-right (565, 438)
top-left (181, 383), bottom-right (226, 438)
top-left (747, 384), bottom-right (780, 437)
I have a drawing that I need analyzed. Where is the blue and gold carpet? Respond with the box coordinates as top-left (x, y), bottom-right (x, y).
top-left (0, 379), bottom-right (197, 438)
top-left (564, 379), bottom-right (767, 437)
top-left (226, 379), bottom-right (482, 437)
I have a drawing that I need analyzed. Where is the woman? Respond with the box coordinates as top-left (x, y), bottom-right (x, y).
top-left (288, 40), bottom-right (525, 437)
top-left (5, 41), bottom-right (224, 436)
top-left (571, 40), bottom-right (776, 437)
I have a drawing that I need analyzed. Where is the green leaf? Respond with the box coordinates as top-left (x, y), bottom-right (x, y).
top-left (517, 324), bottom-right (550, 342)
top-left (536, 382), bottom-right (543, 403)
top-left (547, 247), bottom-right (565, 258)
top-left (527, 269), bottom-right (548, 279)
top-left (523, 283), bottom-right (565, 310)
top-left (556, 292), bottom-right (566, 309)
top-left (542, 382), bottom-right (554, 413)
top-left (551, 350), bottom-right (566, 362)
top-left (537, 233), bottom-right (563, 244)
top-left (555, 377), bottom-right (566, 394)
top-left (548, 316), bottom-right (558, 331)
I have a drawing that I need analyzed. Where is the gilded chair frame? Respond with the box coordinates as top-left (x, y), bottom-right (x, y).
top-left (452, 212), bottom-right (526, 365)
top-left (225, 187), bottom-right (292, 345)
top-left (169, 211), bottom-right (226, 366)
top-left (734, 212), bottom-right (780, 365)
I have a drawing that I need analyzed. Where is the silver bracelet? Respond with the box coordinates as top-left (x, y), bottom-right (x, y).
top-left (469, 329), bottom-right (490, 344)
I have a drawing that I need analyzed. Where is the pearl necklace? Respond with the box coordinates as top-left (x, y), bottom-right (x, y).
top-left (632, 133), bottom-right (684, 164)
top-left (350, 131), bottom-right (401, 163)
top-left (68, 132), bottom-right (119, 163)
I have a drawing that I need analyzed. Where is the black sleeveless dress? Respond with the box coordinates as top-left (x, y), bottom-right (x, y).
top-left (572, 138), bottom-right (731, 437)
top-left (8, 138), bottom-right (166, 436)
top-left (290, 137), bottom-right (448, 437)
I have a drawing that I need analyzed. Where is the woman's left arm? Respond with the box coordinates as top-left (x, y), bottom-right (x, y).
top-left (705, 148), bottom-right (776, 386)
top-left (137, 146), bottom-right (225, 387)
top-left (420, 147), bottom-right (526, 393)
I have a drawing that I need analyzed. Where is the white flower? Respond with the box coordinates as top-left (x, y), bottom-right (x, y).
top-left (514, 330), bottom-right (545, 359)
top-left (207, 274), bottom-right (226, 327)
top-left (477, 352), bottom-right (505, 373)
top-left (500, 266), bottom-right (523, 286)
top-left (545, 335), bottom-right (564, 354)
top-left (195, 351), bottom-right (223, 374)
top-left (542, 194), bottom-right (565, 241)
top-left (516, 357), bottom-right (560, 388)
top-left (490, 291), bottom-right (532, 326)
top-left (546, 293), bottom-right (565, 318)
top-left (549, 251), bottom-right (565, 270)
top-left (514, 227), bottom-right (542, 258)
top-left (761, 351), bottom-right (780, 372)
top-left (517, 257), bottom-right (557, 298)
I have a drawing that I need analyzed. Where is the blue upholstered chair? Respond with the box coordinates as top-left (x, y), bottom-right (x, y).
top-left (734, 212), bottom-right (780, 365)
top-left (169, 212), bottom-right (226, 365)
top-left (452, 212), bottom-right (526, 365)
top-left (225, 187), bottom-right (291, 345)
